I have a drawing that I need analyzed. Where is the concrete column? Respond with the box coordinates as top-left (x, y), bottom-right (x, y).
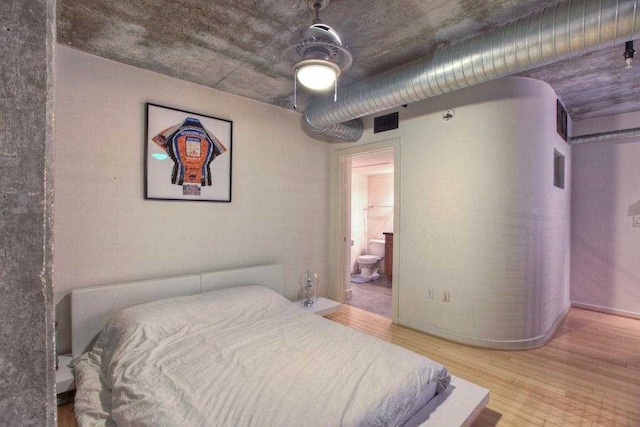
top-left (0, 0), bottom-right (56, 424)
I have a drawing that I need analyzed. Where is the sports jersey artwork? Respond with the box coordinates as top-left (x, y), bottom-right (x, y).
top-left (145, 103), bottom-right (232, 202)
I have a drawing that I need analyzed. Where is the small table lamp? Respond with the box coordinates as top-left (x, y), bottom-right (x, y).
top-left (299, 270), bottom-right (319, 307)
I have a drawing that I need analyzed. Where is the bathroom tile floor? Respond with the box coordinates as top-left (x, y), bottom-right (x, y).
top-left (345, 274), bottom-right (392, 318)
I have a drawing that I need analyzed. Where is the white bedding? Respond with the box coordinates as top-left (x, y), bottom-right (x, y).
top-left (73, 286), bottom-right (450, 426)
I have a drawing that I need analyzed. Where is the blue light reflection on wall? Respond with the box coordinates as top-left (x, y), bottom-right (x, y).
top-left (152, 153), bottom-right (169, 160)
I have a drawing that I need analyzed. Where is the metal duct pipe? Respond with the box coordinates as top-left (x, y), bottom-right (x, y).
top-left (569, 127), bottom-right (640, 144)
top-left (303, 115), bottom-right (364, 141)
top-left (304, 0), bottom-right (639, 142)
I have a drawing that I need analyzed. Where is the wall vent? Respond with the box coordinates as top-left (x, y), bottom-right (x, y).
top-left (556, 100), bottom-right (568, 142)
top-left (374, 112), bottom-right (399, 134)
top-left (554, 149), bottom-right (565, 189)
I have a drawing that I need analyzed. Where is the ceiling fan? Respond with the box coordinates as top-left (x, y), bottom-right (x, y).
top-left (288, 0), bottom-right (352, 108)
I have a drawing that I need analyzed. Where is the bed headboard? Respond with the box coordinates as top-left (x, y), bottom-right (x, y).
top-left (71, 264), bottom-right (284, 357)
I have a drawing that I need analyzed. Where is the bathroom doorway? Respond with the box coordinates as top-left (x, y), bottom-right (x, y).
top-left (344, 148), bottom-right (395, 318)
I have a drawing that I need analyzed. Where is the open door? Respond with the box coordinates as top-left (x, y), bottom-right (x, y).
top-left (330, 139), bottom-right (400, 321)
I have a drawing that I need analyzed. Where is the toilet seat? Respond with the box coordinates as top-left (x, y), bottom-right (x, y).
top-left (357, 255), bottom-right (380, 264)
top-left (357, 255), bottom-right (381, 279)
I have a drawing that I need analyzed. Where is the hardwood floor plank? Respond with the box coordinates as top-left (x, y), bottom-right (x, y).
top-left (569, 309), bottom-right (640, 332)
top-left (563, 317), bottom-right (640, 343)
top-left (552, 329), bottom-right (640, 358)
top-left (544, 359), bottom-right (640, 398)
top-left (586, 388), bottom-right (640, 417)
top-left (489, 359), bottom-right (595, 396)
top-left (527, 344), bottom-right (624, 375)
top-left (541, 394), bottom-right (640, 426)
top-left (473, 407), bottom-right (503, 426)
top-left (546, 339), bottom-right (631, 367)
top-left (492, 353), bottom-right (631, 394)
top-left (566, 391), bottom-right (640, 425)
top-left (486, 393), bottom-right (547, 425)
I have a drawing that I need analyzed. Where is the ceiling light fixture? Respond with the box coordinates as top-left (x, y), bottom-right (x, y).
top-left (624, 40), bottom-right (635, 68)
top-left (289, 0), bottom-right (352, 109)
top-left (296, 59), bottom-right (341, 91)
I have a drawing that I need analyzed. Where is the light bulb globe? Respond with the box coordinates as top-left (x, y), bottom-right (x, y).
top-left (296, 60), bottom-right (340, 91)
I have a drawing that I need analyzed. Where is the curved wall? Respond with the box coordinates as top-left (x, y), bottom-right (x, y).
top-left (346, 77), bottom-right (571, 349)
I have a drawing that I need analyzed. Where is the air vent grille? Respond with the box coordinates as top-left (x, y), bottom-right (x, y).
top-left (374, 112), bottom-right (399, 134)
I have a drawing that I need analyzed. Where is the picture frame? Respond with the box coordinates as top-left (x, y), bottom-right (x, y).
top-left (145, 103), bottom-right (232, 202)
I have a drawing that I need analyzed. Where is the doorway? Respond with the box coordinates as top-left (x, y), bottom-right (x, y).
top-left (331, 140), bottom-right (399, 321)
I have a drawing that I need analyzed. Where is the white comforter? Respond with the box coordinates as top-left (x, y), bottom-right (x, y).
top-left (73, 286), bottom-right (450, 426)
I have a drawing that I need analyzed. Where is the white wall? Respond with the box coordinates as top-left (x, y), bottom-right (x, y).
top-left (366, 174), bottom-right (394, 274)
top-left (572, 111), bottom-right (640, 136)
top-left (350, 173), bottom-right (368, 272)
top-left (571, 113), bottom-right (640, 318)
top-left (367, 174), bottom-right (394, 241)
top-left (54, 46), bottom-right (331, 353)
top-left (334, 77), bottom-right (572, 349)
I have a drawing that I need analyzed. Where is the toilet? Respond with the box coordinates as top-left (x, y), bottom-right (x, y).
top-left (356, 239), bottom-right (385, 280)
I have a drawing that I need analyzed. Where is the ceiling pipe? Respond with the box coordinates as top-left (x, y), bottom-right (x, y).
top-left (304, 0), bottom-right (639, 143)
top-left (569, 127), bottom-right (640, 144)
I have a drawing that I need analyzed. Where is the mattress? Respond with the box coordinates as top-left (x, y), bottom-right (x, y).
top-left (73, 285), bottom-right (450, 426)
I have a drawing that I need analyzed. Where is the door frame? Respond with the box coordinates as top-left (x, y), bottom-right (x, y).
top-left (329, 138), bottom-right (401, 322)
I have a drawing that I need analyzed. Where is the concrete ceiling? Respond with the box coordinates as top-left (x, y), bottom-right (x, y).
top-left (57, 0), bottom-right (639, 123)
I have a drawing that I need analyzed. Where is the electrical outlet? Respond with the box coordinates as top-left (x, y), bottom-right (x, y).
top-left (427, 288), bottom-right (434, 300)
top-left (442, 290), bottom-right (450, 303)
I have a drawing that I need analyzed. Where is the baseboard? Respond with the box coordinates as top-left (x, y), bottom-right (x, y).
top-left (400, 303), bottom-right (571, 350)
top-left (571, 301), bottom-right (640, 320)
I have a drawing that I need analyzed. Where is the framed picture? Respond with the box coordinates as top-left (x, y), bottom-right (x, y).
top-left (145, 103), bottom-right (232, 202)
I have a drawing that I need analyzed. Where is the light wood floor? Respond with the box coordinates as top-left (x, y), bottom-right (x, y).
top-left (328, 306), bottom-right (640, 426)
top-left (57, 306), bottom-right (640, 426)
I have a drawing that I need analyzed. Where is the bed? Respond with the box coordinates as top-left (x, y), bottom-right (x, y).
top-left (70, 264), bottom-right (488, 426)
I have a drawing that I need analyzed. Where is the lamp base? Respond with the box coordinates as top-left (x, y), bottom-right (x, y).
top-left (303, 299), bottom-right (314, 307)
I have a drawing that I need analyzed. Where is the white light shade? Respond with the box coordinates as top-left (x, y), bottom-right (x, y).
top-left (296, 60), bottom-right (340, 91)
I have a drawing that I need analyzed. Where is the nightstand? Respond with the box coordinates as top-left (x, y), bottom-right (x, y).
top-left (56, 354), bottom-right (75, 405)
top-left (294, 296), bottom-right (342, 316)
